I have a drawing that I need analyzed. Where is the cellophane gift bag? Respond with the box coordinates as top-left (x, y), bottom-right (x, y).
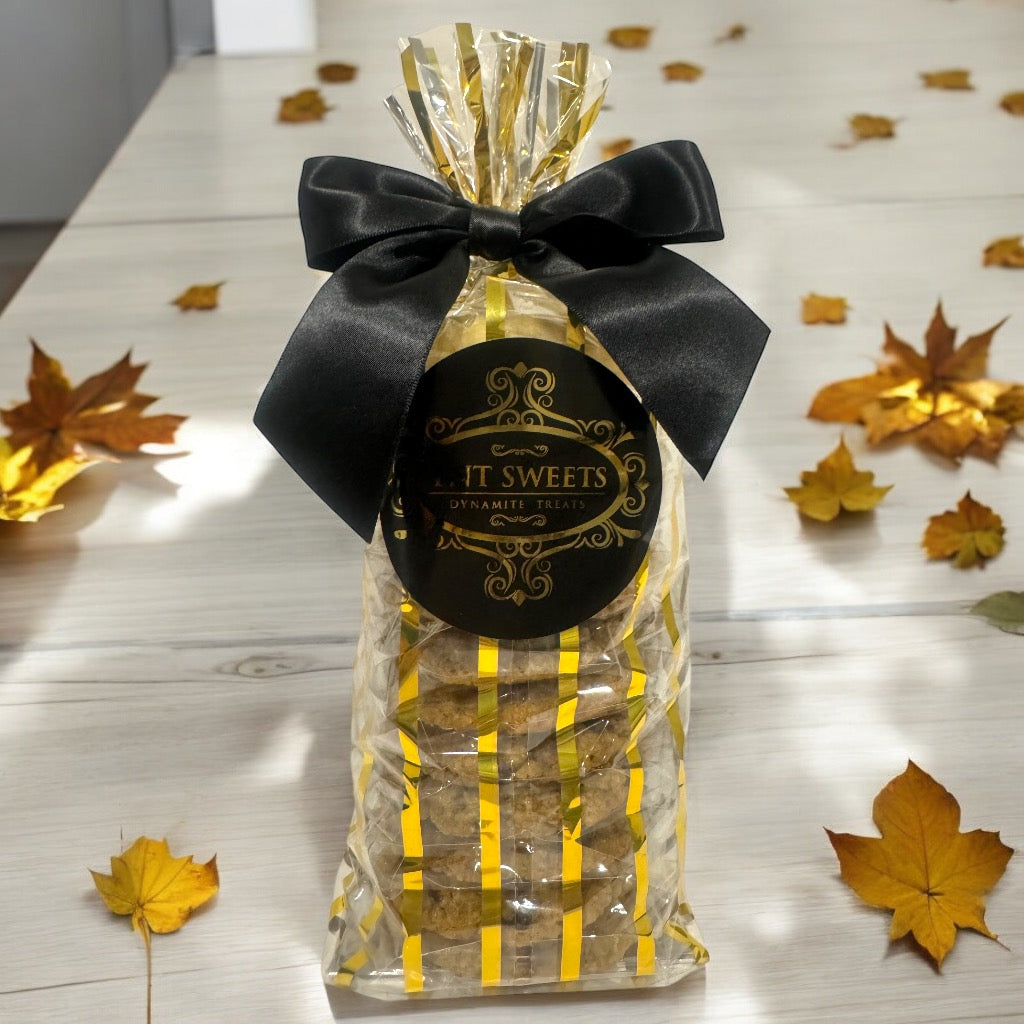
top-left (255, 23), bottom-right (768, 1000)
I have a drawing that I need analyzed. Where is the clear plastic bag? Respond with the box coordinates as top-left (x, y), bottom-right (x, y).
top-left (322, 24), bottom-right (707, 997)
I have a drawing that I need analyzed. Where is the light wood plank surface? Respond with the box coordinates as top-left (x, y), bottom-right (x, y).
top-left (3, 1), bottom-right (1023, 1021)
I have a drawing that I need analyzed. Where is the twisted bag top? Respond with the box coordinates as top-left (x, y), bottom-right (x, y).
top-left (255, 140), bottom-right (770, 541)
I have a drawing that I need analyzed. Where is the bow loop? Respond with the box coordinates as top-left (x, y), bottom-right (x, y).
top-left (255, 141), bottom-right (769, 541)
top-left (467, 204), bottom-right (521, 261)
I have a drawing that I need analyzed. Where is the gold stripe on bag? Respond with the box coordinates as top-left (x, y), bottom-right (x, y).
top-left (556, 626), bottom-right (583, 981)
top-left (621, 562), bottom-right (656, 975)
top-left (485, 274), bottom-right (508, 340)
top-left (657, 504), bottom-right (705, 962)
top-left (477, 636), bottom-right (503, 986)
top-left (333, 890), bottom-right (387, 986)
top-left (400, 44), bottom-right (461, 196)
top-left (398, 598), bottom-right (425, 992)
top-left (454, 22), bottom-right (490, 203)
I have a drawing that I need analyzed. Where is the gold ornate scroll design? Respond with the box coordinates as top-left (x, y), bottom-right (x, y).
top-left (425, 361), bottom-right (652, 608)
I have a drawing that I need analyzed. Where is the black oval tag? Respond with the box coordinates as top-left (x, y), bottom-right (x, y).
top-left (382, 338), bottom-right (661, 638)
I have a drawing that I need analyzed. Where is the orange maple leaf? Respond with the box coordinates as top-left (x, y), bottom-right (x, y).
top-left (808, 303), bottom-right (1018, 460)
top-left (1, 340), bottom-right (186, 470)
top-left (922, 491), bottom-right (1005, 569)
top-left (827, 761), bottom-right (1013, 966)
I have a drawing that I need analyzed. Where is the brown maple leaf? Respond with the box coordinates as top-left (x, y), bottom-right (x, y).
top-left (983, 235), bottom-right (1024, 268)
top-left (999, 91), bottom-right (1024, 116)
top-left (278, 88), bottom-right (330, 123)
top-left (920, 69), bottom-right (973, 90)
top-left (715, 23), bottom-right (747, 43)
top-left (1, 340), bottom-right (186, 470)
top-left (317, 62), bottom-right (358, 83)
top-left (808, 303), bottom-right (1019, 461)
top-left (922, 491), bottom-right (1005, 568)
top-left (662, 62), bottom-right (704, 83)
top-left (827, 761), bottom-right (1013, 966)
top-left (600, 138), bottom-right (634, 160)
top-left (607, 26), bottom-right (652, 49)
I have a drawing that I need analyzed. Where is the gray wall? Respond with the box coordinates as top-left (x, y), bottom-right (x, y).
top-left (170, 0), bottom-right (214, 58)
top-left (0, 0), bottom-right (176, 223)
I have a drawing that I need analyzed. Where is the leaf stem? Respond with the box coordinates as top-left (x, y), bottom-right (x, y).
top-left (141, 919), bottom-right (152, 1024)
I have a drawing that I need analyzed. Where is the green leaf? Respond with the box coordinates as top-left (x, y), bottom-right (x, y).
top-left (969, 591), bottom-right (1024, 635)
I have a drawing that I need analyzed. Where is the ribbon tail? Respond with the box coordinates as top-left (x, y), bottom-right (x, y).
top-left (521, 247), bottom-right (769, 477)
top-left (254, 239), bottom-right (469, 540)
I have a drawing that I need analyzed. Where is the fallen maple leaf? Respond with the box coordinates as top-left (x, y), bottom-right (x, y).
top-left (784, 438), bottom-right (891, 521)
top-left (826, 761), bottom-right (1012, 966)
top-left (850, 114), bottom-right (896, 138)
top-left (92, 837), bottom-right (218, 1024)
top-left (278, 87), bottom-right (330, 123)
top-left (970, 591), bottom-right (1024, 635)
top-left (920, 69), bottom-right (974, 90)
top-left (317, 62), bottom-right (358, 83)
top-left (607, 26), bottom-right (652, 48)
top-left (0, 438), bottom-right (98, 523)
top-left (1, 340), bottom-right (186, 470)
top-left (983, 235), bottom-right (1024, 268)
top-left (662, 61), bottom-right (704, 83)
top-left (991, 385), bottom-right (1024, 424)
top-left (835, 113), bottom-right (898, 148)
top-left (802, 293), bottom-right (848, 324)
top-left (922, 491), bottom-right (1005, 568)
top-left (601, 137), bottom-right (634, 160)
top-left (715, 23), bottom-right (748, 43)
top-left (808, 303), bottom-right (1020, 461)
top-left (172, 281), bottom-right (224, 310)
top-left (999, 91), bottom-right (1024, 116)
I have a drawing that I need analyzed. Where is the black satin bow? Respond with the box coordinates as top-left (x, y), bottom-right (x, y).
top-left (255, 140), bottom-right (769, 541)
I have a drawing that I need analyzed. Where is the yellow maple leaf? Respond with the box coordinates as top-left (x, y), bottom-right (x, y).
top-left (983, 235), bottom-right (1024, 268)
top-left (922, 491), bottom-right (1005, 568)
top-left (1000, 91), bottom-right (1024, 116)
top-left (606, 26), bottom-right (652, 49)
top-left (802, 293), bottom-right (848, 324)
top-left (826, 761), bottom-right (1012, 966)
top-left (784, 438), bottom-right (891, 521)
top-left (920, 69), bottom-right (974, 90)
top-left (662, 61), bottom-right (704, 83)
top-left (92, 837), bottom-right (218, 1023)
top-left (0, 438), bottom-right (98, 522)
top-left (172, 281), bottom-right (224, 310)
top-left (808, 303), bottom-right (1020, 461)
top-left (91, 836), bottom-right (218, 935)
top-left (278, 87), bottom-right (330, 123)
